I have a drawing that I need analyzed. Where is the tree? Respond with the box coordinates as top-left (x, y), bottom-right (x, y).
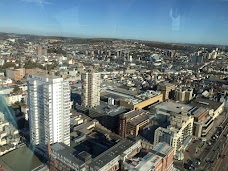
top-left (3, 62), bottom-right (16, 68)
top-left (12, 86), bottom-right (21, 95)
top-left (24, 61), bottom-right (44, 69)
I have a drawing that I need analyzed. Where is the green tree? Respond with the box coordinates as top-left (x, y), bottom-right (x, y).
top-left (3, 62), bottom-right (16, 68)
top-left (24, 61), bottom-right (44, 69)
top-left (12, 86), bottom-right (21, 95)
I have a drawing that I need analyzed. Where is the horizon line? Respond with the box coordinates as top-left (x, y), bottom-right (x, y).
top-left (1, 31), bottom-right (228, 47)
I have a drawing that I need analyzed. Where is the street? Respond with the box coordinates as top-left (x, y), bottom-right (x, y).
top-left (174, 110), bottom-right (228, 171)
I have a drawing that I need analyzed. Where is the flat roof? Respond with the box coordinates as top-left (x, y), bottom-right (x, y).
top-left (192, 107), bottom-right (207, 118)
top-left (159, 82), bottom-right (175, 88)
top-left (89, 138), bottom-right (137, 169)
top-left (91, 101), bottom-right (129, 116)
top-left (191, 98), bottom-right (223, 110)
top-left (101, 89), bottom-right (161, 105)
top-left (51, 143), bottom-right (84, 166)
top-left (135, 153), bottom-right (162, 171)
top-left (155, 101), bottom-right (193, 114)
top-left (122, 110), bottom-right (149, 120)
top-left (152, 142), bottom-right (173, 156)
top-left (130, 114), bottom-right (149, 126)
top-left (28, 73), bottom-right (61, 80)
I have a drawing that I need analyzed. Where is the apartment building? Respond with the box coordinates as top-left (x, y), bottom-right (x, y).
top-left (81, 69), bottom-right (100, 107)
top-left (154, 102), bottom-right (194, 160)
top-left (27, 73), bottom-right (71, 156)
top-left (6, 67), bottom-right (25, 81)
top-left (158, 82), bottom-right (176, 101)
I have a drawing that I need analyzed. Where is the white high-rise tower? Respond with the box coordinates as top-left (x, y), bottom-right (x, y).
top-left (27, 73), bottom-right (70, 154)
top-left (81, 69), bottom-right (100, 107)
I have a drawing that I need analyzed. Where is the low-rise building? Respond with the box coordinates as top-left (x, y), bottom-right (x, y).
top-left (191, 98), bottom-right (224, 119)
top-left (50, 138), bottom-right (142, 171)
top-left (154, 101), bottom-right (194, 116)
top-left (123, 142), bottom-right (174, 171)
top-left (50, 143), bottom-right (88, 171)
top-left (192, 107), bottom-right (214, 137)
top-left (102, 88), bottom-right (163, 110)
top-left (4, 94), bottom-right (23, 105)
top-left (6, 68), bottom-right (25, 81)
top-left (0, 112), bottom-right (20, 156)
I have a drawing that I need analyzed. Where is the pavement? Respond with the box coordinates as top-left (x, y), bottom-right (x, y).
top-left (213, 142), bottom-right (228, 171)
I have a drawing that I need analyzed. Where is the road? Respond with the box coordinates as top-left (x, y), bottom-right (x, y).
top-left (198, 121), bottom-right (228, 171)
top-left (213, 142), bottom-right (228, 171)
top-left (173, 111), bottom-right (227, 171)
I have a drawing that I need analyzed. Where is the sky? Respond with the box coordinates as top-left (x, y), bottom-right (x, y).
top-left (0, 0), bottom-right (228, 45)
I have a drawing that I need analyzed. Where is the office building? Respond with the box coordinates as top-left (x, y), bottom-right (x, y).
top-left (119, 109), bottom-right (150, 138)
top-left (192, 107), bottom-right (214, 137)
top-left (102, 88), bottom-right (163, 110)
top-left (158, 82), bottom-right (176, 101)
top-left (27, 73), bottom-right (71, 156)
top-left (81, 69), bottom-right (100, 107)
top-left (191, 98), bottom-right (224, 120)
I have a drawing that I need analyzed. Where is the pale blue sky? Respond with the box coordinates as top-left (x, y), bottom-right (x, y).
top-left (1, 0), bottom-right (228, 45)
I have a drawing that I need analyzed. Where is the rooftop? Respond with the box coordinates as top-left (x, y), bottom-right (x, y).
top-left (130, 114), bottom-right (150, 126)
top-left (134, 153), bottom-right (162, 171)
top-left (152, 142), bottom-right (173, 156)
top-left (89, 138), bottom-right (138, 169)
top-left (121, 109), bottom-right (150, 120)
top-left (91, 101), bottom-right (129, 116)
top-left (155, 101), bottom-right (193, 114)
top-left (191, 98), bottom-right (224, 110)
top-left (192, 107), bottom-right (208, 118)
top-left (51, 142), bottom-right (84, 166)
top-left (27, 73), bottom-right (61, 80)
top-left (159, 82), bottom-right (175, 88)
top-left (101, 88), bottom-right (161, 105)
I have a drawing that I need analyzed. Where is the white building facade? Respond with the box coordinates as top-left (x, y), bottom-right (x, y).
top-left (81, 70), bottom-right (100, 107)
top-left (27, 74), bottom-right (70, 154)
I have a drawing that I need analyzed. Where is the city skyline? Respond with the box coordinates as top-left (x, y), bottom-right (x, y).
top-left (1, 0), bottom-right (228, 45)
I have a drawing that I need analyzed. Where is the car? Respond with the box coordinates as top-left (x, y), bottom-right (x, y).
top-left (202, 138), bottom-right (207, 142)
top-left (195, 158), bottom-right (201, 162)
top-left (194, 160), bottom-right (201, 166)
top-left (187, 159), bottom-right (192, 163)
top-left (205, 159), bottom-right (210, 163)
